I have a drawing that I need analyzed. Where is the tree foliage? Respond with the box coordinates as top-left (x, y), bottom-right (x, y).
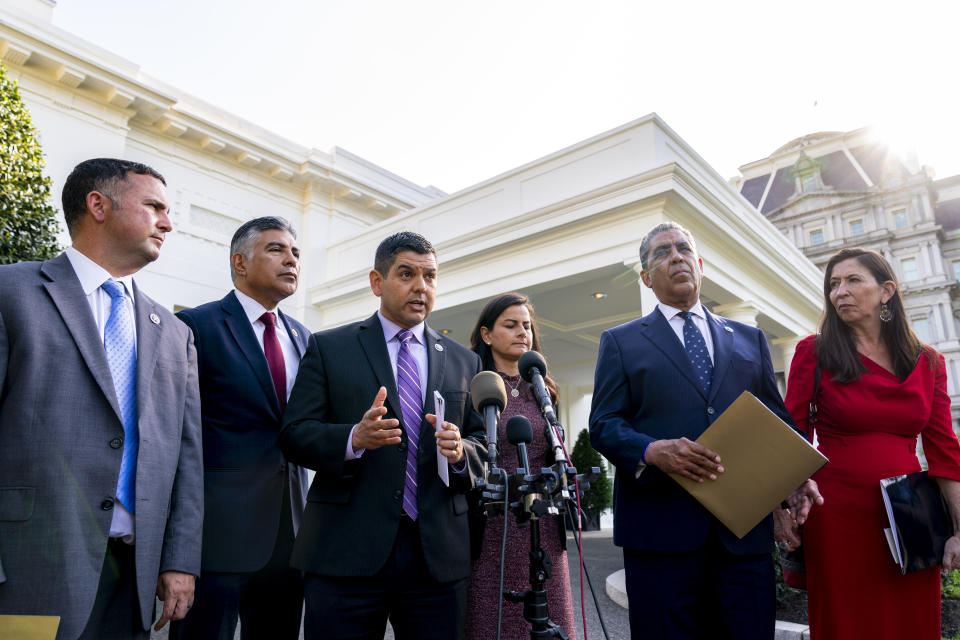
top-left (0, 62), bottom-right (60, 265)
top-left (570, 428), bottom-right (612, 516)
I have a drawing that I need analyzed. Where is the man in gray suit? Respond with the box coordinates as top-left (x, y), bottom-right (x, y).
top-left (0, 158), bottom-right (203, 639)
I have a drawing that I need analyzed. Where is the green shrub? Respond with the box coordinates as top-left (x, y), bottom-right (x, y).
top-left (570, 429), bottom-right (612, 518)
top-left (0, 62), bottom-right (60, 265)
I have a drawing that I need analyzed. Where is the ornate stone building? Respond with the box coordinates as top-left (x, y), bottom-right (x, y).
top-left (734, 129), bottom-right (960, 424)
top-left (2, 0), bottom-right (826, 439)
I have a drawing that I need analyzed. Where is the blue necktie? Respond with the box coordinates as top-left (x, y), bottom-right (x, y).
top-left (396, 330), bottom-right (422, 520)
top-left (679, 311), bottom-right (713, 396)
top-left (102, 280), bottom-right (139, 514)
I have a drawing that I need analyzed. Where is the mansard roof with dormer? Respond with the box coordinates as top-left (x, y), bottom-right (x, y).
top-left (735, 128), bottom-right (912, 216)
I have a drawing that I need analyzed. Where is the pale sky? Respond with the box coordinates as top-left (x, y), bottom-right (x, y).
top-left (53, 0), bottom-right (960, 194)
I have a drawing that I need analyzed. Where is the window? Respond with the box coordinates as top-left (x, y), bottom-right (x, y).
top-left (912, 317), bottom-right (930, 343)
top-left (893, 209), bottom-right (908, 229)
top-left (809, 229), bottom-right (824, 245)
top-left (953, 261), bottom-right (960, 282)
top-left (849, 219), bottom-right (865, 236)
top-left (801, 174), bottom-right (817, 192)
top-left (901, 258), bottom-right (919, 282)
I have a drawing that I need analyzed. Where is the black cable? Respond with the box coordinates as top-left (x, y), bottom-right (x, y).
top-left (496, 488), bottom-right (509, 640)
top-left (566, 507), bottom-right (611, 640)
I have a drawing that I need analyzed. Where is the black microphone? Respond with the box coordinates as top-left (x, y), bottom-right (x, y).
top-left (518, 350), bottom-right (568, 471)
top-left (518, 350), bottom-right (558, 427)
top-left (505, 415), bottom-right (533, 474)
top-left (471, 371), bottom-right (508, 469)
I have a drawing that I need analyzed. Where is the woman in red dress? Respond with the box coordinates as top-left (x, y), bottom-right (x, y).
top-left (784, 248), bottom-right (960, 639)
top-left (464, 292), bottom-right (577, 640)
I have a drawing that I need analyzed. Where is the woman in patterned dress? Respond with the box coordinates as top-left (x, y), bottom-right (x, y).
top-left (464, 292), bottom-right (577, 640)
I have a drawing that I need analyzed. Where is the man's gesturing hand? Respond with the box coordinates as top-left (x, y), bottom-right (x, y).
top-left (645, 437), bottom-right (724, 482)
top-left (352, 386), bottom-right (402, 451)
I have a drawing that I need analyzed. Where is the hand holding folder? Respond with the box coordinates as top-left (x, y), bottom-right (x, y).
top-left (881, 471), bottom-right (952, 574)
top-left (668, 391), bottom-right (828, 538)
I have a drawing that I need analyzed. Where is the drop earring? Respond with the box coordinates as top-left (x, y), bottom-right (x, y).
top-left (879, 302), bottom-right (892, 323)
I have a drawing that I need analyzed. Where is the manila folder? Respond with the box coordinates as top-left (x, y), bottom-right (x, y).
top-left (669, 391), bottom-right (827, 538)
top-left (0, 616), bottom-right (60, 640)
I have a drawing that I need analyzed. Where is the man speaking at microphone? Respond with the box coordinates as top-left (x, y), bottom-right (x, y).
top-left (279, 231), bottom-right (486, 640)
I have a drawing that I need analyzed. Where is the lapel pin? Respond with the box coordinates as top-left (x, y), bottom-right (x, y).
top-left (150, 313), bottom-right (161, 325)
top-left (292, 329), bottom-right (299, 337)
top-left (435, 343), bottom-right (444, 352)
top-left (724, 326), bottom-right (733, 333)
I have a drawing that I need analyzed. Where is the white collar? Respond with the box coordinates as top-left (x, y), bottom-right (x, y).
top-left (234, 288), bottom-right (277, 325)
top-left (658, 300), bottom-right (707, 322)
top-left (64, 247), bottom-right (136, 297)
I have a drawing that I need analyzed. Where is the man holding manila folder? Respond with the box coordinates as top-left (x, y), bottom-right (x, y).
top-left (279, 231), bottom-right (486, 640)
top-left (589, 221), bottom-right (822, 639)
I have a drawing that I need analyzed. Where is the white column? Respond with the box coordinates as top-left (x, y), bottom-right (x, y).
top-left (559, 384), bottom-right (594, 445)
top-left (773, 335), bottom-right (804, 393)
top-left (713, 301), bottom-right (760, 327)
top-left (626, 257), bottom-right (661, 316)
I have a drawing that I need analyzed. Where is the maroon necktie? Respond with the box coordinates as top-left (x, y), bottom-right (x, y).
top-left (260, 312), bottom-right (286, 410)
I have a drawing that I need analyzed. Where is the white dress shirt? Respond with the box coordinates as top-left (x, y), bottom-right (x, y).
top-left (636, 301), bottom-right (715, 479)
top-left (233, 288), bottom-right (301, 400)
top-left (657, 301), bottom-right (715, 364)
top-left (65, 246), bottom-right (137, 541)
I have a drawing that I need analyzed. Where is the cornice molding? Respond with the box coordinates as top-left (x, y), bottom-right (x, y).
top-left (0, 11), bottom-right (434, 217)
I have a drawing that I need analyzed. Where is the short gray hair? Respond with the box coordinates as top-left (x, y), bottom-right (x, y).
top-left (639, 221), bottom-right (697, 271)
top-left (229, 216), bottom-right (297, 279)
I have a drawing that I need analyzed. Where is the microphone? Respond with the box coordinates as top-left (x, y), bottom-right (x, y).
top-left (518, 350), bottom-right (567, 468)
top-left (518, 351), bottom-right (558, 427)
top-left (505, 415), bottom-right (533, 474)
top-left (471, 371), bottom-right (508, 469)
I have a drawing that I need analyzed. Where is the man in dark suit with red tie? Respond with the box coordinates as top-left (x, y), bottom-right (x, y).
top-left (280, 231), bottom-right (486, 640)
top-left (171, 217), bottom-right (310, 639)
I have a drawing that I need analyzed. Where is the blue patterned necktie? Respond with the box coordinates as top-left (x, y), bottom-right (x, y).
top-left (679, 311), bottom-right (713, 396)
top-left (102, 279), bottom-right (139, 514)
top-left (396, 330), bottom-right (422, 520)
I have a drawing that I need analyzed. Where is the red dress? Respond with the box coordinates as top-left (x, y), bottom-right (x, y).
top-left (785, 335), bottom-right (960, 640)
top-left (464, 373), bottom-right (577, 640)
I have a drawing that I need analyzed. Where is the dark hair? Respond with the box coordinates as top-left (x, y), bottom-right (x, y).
top-left (61, 158), bottom-right (166, 234)
top-left (469, 292), bottom-right (559, 405)
top-left (817, 247), bottom-right (925, 382)
top-left (639, 221), bottom-right (698, 271)
top-left (230, 216), bottom-right (298, 282)
top-left (374, 231), bottom-right (435, 275)
top-left (231, 216), bottom-right (297, 258)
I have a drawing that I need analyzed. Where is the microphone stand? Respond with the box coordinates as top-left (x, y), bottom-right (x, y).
top-left (503, 480), bottom-right (568, 639)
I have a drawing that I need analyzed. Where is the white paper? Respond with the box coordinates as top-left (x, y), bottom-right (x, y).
top-left (883, 527), bottom-right (900, 565)
top-left (435, 390), bottom-right (449, 486)
top-left (880, 476), bottom-right (904, 568)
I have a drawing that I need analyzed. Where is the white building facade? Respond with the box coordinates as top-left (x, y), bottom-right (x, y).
top-left (3, 0), bottom-right (824, 440)
top-left (735, 130), bottom-right (960, 425)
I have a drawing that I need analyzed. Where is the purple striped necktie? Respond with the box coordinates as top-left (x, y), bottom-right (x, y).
top-left (396, 329), bottom-right (422, 520)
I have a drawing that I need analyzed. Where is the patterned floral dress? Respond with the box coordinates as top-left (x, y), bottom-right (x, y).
top-left (464, 372), bottom-right (577, 640)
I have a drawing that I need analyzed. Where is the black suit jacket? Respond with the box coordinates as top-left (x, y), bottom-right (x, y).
top-left (279, 313), bottom-right (486, 583)
top-left (589, 306), bottom-right (794, 555)
top-left (177, 291), bottom-right (310, 573)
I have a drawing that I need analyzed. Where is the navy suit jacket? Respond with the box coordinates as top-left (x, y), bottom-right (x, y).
top-left (279, 313), bottom-right (486, 583)
top-left (176, 291), bottom-right (310, 573)
top-left (589, 306), bottom-right (793, 555)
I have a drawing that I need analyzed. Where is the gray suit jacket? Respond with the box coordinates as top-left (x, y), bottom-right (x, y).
top-left (0, 253), bottom-right (203, 640)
